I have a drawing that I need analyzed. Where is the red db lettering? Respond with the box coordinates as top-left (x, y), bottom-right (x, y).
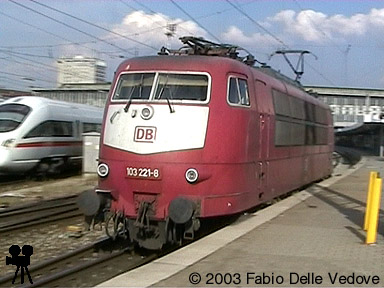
top-left (134, 126), bottom-right (156, 143)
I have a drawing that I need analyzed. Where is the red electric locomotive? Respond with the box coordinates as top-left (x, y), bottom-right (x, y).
top-left (79, 37), bottom-right (334, 249)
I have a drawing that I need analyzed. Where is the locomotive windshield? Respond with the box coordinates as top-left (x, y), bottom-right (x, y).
top-left (0, 104), bottom-right (31, 132)
top-left (114, 73), bottom-right (155, 100)
top-left (112, 72), bottom-right (209, 102)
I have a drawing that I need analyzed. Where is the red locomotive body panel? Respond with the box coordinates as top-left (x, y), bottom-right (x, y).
top-left (99, 57), bottom-right (263, 216)
top-left (88, 51), bottom-right (333, 249)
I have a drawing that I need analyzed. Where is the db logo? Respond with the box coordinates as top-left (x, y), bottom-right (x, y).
top-left (134, 126), bottom-right (157, 143)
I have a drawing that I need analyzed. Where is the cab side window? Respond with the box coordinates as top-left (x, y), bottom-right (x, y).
top-left (228, 77), bottom-right (250, 106)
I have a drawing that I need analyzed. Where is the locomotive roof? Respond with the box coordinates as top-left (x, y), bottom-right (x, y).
top-left (119, 55), bottom-right (306, 92)
top-left (133, 37), bottom-right (311, 95)
top-left (255, 66), bottom-right (305, 91)
top-left (156, 36), bottom-right (308, 92)
top-left (117, 54), bottom-right (246, 71)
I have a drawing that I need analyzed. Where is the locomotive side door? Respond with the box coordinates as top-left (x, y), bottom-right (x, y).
top-left (255, 80), bottom-right (271, 199)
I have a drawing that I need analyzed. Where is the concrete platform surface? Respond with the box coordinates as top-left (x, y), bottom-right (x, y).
top-left (99, 157), bottom-right (384, 287)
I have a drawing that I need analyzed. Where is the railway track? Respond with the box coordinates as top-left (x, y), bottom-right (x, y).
top-left (0, 237), bottom-right (158, 287)
top-left (0, 170), bottom-right (84, 195)
top-left (334, 146), bottom-right (362, 167)
top-left (0, 156), bottom-right (355, 287)
top-left (0, 175), bottom-right (31, 194)
top-left (0, 195), bottom-right (81, 233)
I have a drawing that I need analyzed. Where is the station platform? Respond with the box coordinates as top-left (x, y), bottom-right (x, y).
top-left (98, 157), bottom-right (384, 287)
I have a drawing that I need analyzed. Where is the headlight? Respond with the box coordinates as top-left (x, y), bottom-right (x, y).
top-left (1, 139), bottom-right (16, 148)
top-left (97, 163), bottom-right (109, 178)
top-left (141, 106), bottom-right (154, 120)
top-left (185, 168), bottom-right (199, 184)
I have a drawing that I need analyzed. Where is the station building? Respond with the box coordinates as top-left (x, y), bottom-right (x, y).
top-left (305, 86), bottom-right (384, 128)
top-left (305, 86), bottom-right (384, 155)
top-left (32, 83), bottom-right (110, 108)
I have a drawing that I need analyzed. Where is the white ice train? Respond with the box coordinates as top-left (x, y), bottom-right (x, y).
top-left (0, 96), bottom-right (103, 174)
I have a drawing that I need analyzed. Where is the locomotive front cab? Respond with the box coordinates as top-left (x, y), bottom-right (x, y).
top-left (88, 49), bottom-right (260, 249)
top-left (103, 71), bottom-right (211, 154)
top-left (95, 65), bottom-right (213, 249)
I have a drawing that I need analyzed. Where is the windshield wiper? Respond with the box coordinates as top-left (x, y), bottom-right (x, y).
top-left (123, 86), bottom-right (135, 113)
top-left (157, 75), bottom-right (175, 113)
top-left (166, 95), bottom-right (175, 113)
top-left (139, 74), bottom-right (144, 99)
top-left (124, 75), bottom-right (145, 113)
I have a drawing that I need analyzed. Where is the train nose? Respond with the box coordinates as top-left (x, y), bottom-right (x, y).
top-left (0, 147), bottom-right (11, 172)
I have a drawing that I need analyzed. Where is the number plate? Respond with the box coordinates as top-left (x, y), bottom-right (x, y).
top-left (126, 167), bottom-right (161, 180)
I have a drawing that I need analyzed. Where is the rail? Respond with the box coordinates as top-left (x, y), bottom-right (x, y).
top-left (0, 195), bottom-right (81, 233)
top-left (0, 237), bottom-right (158, 287)
top-left (334, 146), bottom-right (362, 167)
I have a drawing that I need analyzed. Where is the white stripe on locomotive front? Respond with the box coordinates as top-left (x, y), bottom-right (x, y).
top-left (104, 104), bottom-right (209, 154)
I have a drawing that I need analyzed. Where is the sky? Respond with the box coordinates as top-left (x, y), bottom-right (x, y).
top-left (1, 0), bottom-right (384, 91)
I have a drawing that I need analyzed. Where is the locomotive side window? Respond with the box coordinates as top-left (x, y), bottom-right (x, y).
top-left (315, 126), bottom-right (328, 145)
top-left (305, 102), bottom-right (316, 122)
top-left (290, 97), bottom-right (305, 120)
top-left (315, 106), bottom-right (328, 124)
top-left (228, 77), bottom-right (250, 106)
top-left (272, 89), bottom-right (329, 146)
top-left (228, 78), bottom-right (239, 104)
top-left (272, 90), bottom-right (290, 116)
top-left (24, 121), bottom-right (73, 138)
top-left (0, 104), bottom-right (31, 132)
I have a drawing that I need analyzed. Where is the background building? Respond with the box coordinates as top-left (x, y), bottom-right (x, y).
top-left (33, 83), bottom-right (110, 108)
top-left (305, 86), bottom-right (384, 128)
top-left (57, 56), bottom-right (106, 86)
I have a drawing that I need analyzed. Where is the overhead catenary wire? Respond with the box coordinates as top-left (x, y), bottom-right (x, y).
top-left (1, 0), bottom-right (258, 52)
top-left (169, 0), bottom-right (221, 43)
top-left (0, 55), bottom-right (57, 77)
top-left (8, 0), bottom-right (133, 55)
top-left (225, 0), bottom-right (288, 48)
top-left (2, 0), bottom-right (148, 89)
top-left (1, 59), bottom-right (56, 84)
top-left (0, 76), bottom-right (38, 88)
top-left (0, 52), bottom-right (99, 84)
top-left (119, 0), bottom-right (261, 43)
top-left (119, 0), bottom-right (195, 37)
top-left (0, 10), bottom-right (74, 48)
top-left (28, 0), bottom-right (158, 51)
top-left (118, 0), bottom-right (185, 36)
top-left (2, 0), bottom-right (337, 89)
top-left (292, 0), bottom-right (345, 55)
top-left (0, 11), bottom-right (127, 59)
top-left (132, 0), bottom-right (156, 14)
top-left (0, 49), bottom-right (52, 59)
top-left (0, 71), bottom-right (56, 84)
top-left (226, 0), bottom-right (335, 85)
